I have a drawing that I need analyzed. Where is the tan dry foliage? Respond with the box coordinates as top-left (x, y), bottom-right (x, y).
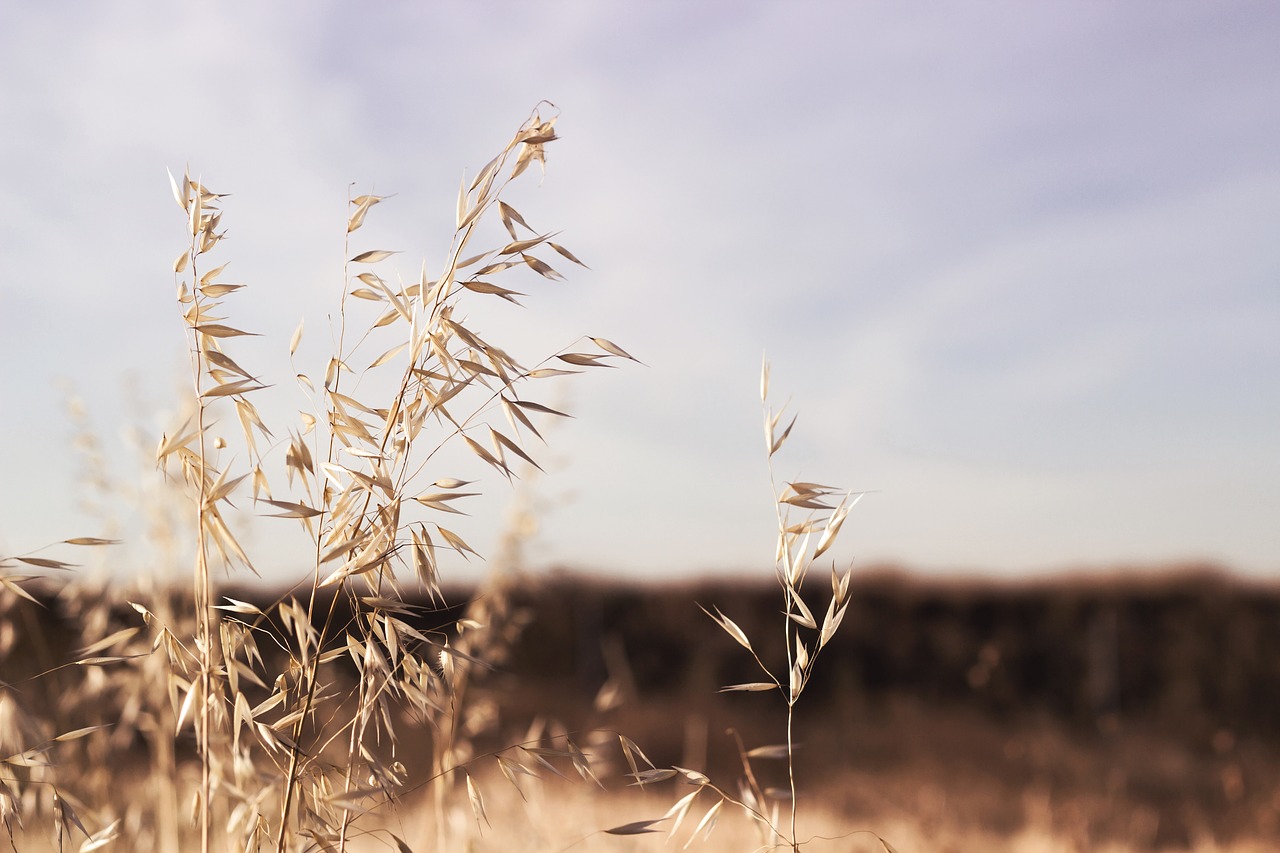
top-left (0, 106), bottom-right (635, 852)
top-left (630, 361), bottom-right (865, 851)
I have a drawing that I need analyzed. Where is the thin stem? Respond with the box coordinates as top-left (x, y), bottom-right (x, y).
top-left (787, 703), bottom-right (798, 850)
top-left (185, 228), bottom-right (215, 853)
top-left (277, 109), bottom-right (558, 849)
top-left (278, 184), bottom-right (358, 853)
top-left (276, 589), bottom-right (343, 852)
top-left (764, 388), bottom-right (802, 851)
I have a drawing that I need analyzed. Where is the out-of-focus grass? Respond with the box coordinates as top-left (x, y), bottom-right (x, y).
top-left (7, 571), bottom-right (1278, 851)
top-left (340, 775), bottom-right (1278, 853)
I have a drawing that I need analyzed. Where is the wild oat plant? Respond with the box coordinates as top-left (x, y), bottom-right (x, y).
top-left (3, 106), bottom-right (640, 852)
top-left (610, 362), bottom-right (896, 853)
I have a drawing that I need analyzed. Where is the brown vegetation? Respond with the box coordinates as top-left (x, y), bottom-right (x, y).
top-left (3, 568), bottom-right (1278, 849)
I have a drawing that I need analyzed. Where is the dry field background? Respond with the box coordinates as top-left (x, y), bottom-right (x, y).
top-left (2, 570), bottom-right (1278, 851)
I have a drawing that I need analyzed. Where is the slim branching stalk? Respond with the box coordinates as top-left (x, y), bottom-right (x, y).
top-left (152, 106), bottom-right (635, 852)
top-left (165, 170), bottom-right (269, 853)
top-left (628, 358), bottom-right (865, 851)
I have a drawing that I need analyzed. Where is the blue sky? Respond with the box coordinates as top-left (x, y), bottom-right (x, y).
top-left (1, 1), bottom-right (1277, 583)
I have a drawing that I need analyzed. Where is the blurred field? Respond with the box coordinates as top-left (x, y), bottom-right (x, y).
top-left (3, 564), bottom-right (1278, 850)
top-left (473, 566), bottom-right (1280, 850)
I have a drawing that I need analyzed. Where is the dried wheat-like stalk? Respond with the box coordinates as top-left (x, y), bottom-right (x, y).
top-left (618, 361), bottom-right (899, 853)
top-left (0, 105), bottom-right (633, 853)
top-left (146, 105), bottom-right (634, 852)
top-left (157, 164), bottom-right (272, 853)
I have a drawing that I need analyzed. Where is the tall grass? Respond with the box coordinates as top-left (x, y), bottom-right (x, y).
top-left (0, 102), bottom-right (898, 853)
top-left (0, 103), bottom-right (880, 852)
top-left (2, 105), bottom-right (642, 852)
top-left (604, 362), bottom-right (895, 852)
top-left (156, 104), bottom-right (645, 851)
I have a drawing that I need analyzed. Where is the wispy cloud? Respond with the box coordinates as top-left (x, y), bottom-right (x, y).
top-left (1, 1), bottom-right (1277, 579)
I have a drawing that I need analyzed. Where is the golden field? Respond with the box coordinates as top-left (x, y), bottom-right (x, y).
top-left (3, 569), bottom-right (1277, 851)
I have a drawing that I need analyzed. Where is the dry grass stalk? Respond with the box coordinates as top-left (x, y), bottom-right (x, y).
top-left (616, 360), bottom-right (895, 852)
top-left (139, 104), bottom-right (636, 851)
top-left (5, 105), bottom-right (876, 853)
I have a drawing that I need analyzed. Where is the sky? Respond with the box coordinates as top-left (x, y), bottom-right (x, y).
top-left (1, 1), bottom-right (1278, 586)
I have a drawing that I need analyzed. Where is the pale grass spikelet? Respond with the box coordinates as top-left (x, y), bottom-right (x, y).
top-left (633, 360), bottom-right (870, 852)
top-left (0, 107), bottom-right (627, 853)
top-left (158, 106), bottom-right (634, 852)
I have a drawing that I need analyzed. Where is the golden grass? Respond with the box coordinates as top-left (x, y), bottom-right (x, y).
top-left (593, 363), bottom-right (871, 852)
top-left (2, 105), bottom-right (645, 851)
